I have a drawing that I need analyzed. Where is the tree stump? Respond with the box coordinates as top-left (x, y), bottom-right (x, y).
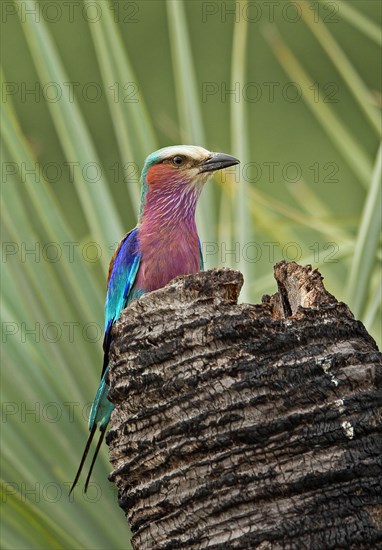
top-left (107, 262), bottom-right (382, 550)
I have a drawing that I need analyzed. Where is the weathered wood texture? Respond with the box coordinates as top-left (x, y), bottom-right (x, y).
top-left (107, 262), bottom-right (382, 550)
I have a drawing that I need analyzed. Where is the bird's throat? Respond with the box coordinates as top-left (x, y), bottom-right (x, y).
top-left (136, 186), bottom-right (201, 292)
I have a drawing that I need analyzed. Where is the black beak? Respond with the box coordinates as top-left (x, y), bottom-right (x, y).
top-left (199, 152), bottom-right (240, 173)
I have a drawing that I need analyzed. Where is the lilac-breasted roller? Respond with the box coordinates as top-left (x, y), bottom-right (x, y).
top-left (70, 145), bottom-right (240, 493)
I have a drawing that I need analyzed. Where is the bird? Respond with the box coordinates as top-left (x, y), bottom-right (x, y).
top-left (70, 145), bottom-right (240, 493)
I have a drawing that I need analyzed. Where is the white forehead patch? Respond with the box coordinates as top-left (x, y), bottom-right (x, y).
top-left (155, 145), bottom-right (211, 163)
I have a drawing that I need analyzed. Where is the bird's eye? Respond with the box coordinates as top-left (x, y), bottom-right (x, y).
top-left (172, 156), bottom-right (185, 166)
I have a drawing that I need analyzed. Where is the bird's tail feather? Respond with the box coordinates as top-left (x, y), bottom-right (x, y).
top-left (70, 370), bottom-right (113, 494)
top-left (69, 425), bottom-right (108, 494)
top-left (84, 428), bottom-right (106, 493)
top-left (69, 423), bottom-right (97, 494)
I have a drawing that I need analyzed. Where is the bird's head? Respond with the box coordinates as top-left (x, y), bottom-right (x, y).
top-left (142, 145), bottom-right (239, 188)
top-left (139, 146), bottom-right (239, 218)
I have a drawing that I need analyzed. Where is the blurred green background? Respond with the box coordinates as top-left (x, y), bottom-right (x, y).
top-left (1, 0), bottom-right (381, 548)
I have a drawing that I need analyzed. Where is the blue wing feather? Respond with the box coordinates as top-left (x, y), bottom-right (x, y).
top-left (70, 228), bottom-right (142, 493)
top-left (89, 228), bottom-right (141, 431)
top-left (104, 228), bottom-right (141, 333)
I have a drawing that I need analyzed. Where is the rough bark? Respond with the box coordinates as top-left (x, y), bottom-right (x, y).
top-left (107, 262), bottom-right (382, 550)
